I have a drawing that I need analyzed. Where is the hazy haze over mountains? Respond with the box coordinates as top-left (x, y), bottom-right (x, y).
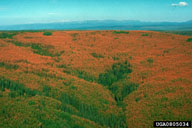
top-left (0, 20), bottom-right (192, 30)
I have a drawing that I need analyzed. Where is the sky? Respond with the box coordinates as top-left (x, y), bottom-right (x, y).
top-left (0, 0), bottom-right (192, 25)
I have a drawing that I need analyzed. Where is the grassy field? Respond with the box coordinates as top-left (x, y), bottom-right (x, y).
top-left (0, 30), bottom-right (192, 128)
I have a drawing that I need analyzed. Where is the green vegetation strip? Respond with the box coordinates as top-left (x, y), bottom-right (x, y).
top-left (0, 62), bottom-right (19, 70)
top-left (0, 77), bottom-right (39, 97)
top-left (0, 76), bottom-right (127, 128)
top-left (142, 33), bottom-right (149, 36)
top-left (60, 65), bottom-right (97, 82)
top-left (186, 38), bottom-right (192, 42)
top-left (98, 61), bottom-right (139, 106)
top-left (0, 60), bottom-right (139, 128)
top-left (159, 31), bottom-right (192, 36)
top-left (98, 60), bottom-right (132, 86)
top-left (59, 92), bottom-right (127, 128)
top-left (91, 52), bottom-right (104, 59)
top-left (0, 32), bottom-right (18, 39)
top-left (61, 61), bottom-right (139, 127)
top-left (43, 32), bottom-right (52, 36)
top-left (113, 31), bottom-right (129, 34)
top-left (8, 40), bottom-right (64, 57)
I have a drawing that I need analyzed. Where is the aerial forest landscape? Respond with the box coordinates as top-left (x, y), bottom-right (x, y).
top-left (0, 0), bottom-right (192, 128)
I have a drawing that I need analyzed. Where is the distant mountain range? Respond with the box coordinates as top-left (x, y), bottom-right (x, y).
top-left (0, 20), bottom-right (192, 30)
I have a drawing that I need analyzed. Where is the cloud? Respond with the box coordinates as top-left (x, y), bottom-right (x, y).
top-left (171, 2), bottom-right (188, 7)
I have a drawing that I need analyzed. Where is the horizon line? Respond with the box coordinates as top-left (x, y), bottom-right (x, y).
top-left (0, 19), bottom-right (192, 26)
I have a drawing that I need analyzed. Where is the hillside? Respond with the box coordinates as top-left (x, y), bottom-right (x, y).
top-left (0, 30), bottom-right (192, 128)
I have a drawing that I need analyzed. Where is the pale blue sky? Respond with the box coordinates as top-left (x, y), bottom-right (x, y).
top-left (0, 0), bottom-right (192, 25)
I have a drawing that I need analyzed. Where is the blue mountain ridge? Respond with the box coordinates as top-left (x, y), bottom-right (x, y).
top-left (0, 20), bottom-right (192, 30)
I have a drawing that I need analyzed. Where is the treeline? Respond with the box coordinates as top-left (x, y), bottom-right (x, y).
top-left (58, 92), bottom-right (128, 128)
top-left (0, 32), bottom-right (17, 39)
top-left (97, 60), bottom-right (139, 125)
top-left (61, 60), bottom-right (132, 86)
top-left (0, 62), bottom-right (19, 70)
top-left (113, 31), bottom-right (129, 34)
top-left (41, 84), bottom-right (128, 127)
top-left (42, 84), bottom-right (128, 127)
top-left (0, 77), bottom-right (39, 97)
top-left (62, 67), bottom-right (97, 82)
top-left (98, 60), bottom-right (139, 104)
top-left (98, 60), bottom-right (132, 86)
top-left (0, 60), bottom-right (139, 128)
top-left (61, 60), bottom-right (139, 106)
top-left (0, 76), bottom-right (127, 127)
top-left (8, 40), bottom-right (64, 57)
top-left (72, 69), bottom-right (97, 82)
top-left (49, 60), bottom-right (138, 127)
top-left (110, 80), bottom-right (139, 106)
top-left (91, 52), bottom-right (104, 59)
